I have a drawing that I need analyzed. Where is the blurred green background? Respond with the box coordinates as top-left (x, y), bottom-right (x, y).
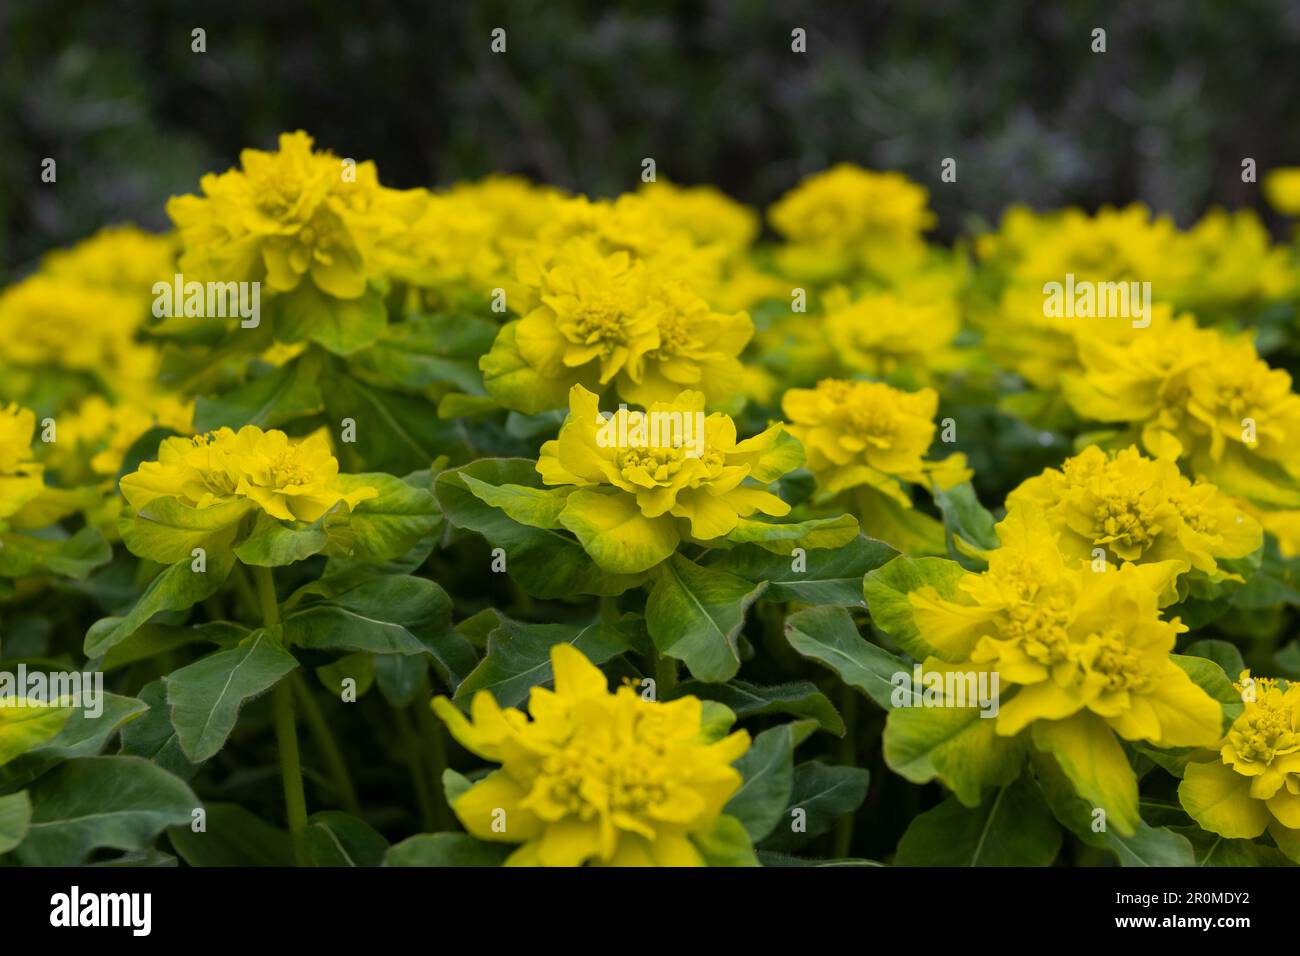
top-left (4, 0), bottom-right (1299, 277)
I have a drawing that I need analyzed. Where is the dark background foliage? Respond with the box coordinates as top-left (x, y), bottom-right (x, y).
top-left (4, 0), bottom-right (1300, 278)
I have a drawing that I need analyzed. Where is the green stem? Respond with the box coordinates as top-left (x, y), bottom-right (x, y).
top-left (273, 680), bottom-right (309, 865)
top-left (253, 565), bottom-right (308, 864)
top-left (414, 688), bottom-right (454, 831)
top-left (293, 672), bottom-right (362, 817)
top-left (832, 684), bottom-right (859, 859)
top-left (395, 706), bottom-right (437, 832)
top-left (652, 645), bottom-right (678, 697)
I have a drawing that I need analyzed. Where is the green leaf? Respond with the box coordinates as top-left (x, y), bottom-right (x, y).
top-left (17, 756), bottom-right (198, 866)
top-left (164, 630), bottom-right (300, 761)
top-left (1172, 653), bottom-right (1243, 734)
top-left (234, 511), bottom-right (331, 567)
top-left (303, 811), bottom-right (388, 867)
top-left (167, 802), bottom-right (292, 866)
top-left (0, 700), bottom-right (74, 768)
top-left (0, 692), bottom-right (148, 789)
top-left (452, 616), bottom-right (637, 708)
top-left (277, 284), bottom-right (387, 356)
top-left (646, 553), bottom-right (766, 683)
top-left (0, 527), bottom-right (112, 580)
top-left (193, 349), bottom-right (325, 431)
top-left (120, 681), bottom-right (202, 781)
top-left (324, 471), bottom-right (442, 563)
top-left (1181, 640), bottom-right (1246, 684)
top-left (761, 762), bottom-right (870, 852)
top-left (480, 320), bottom-right (575, 414)
top-left (724, 513), bottom-right (859, 554)
top-left (893, 776), bottom-right (1061, 866)
top-left (883, 703), bottom-right (1026, 807)
top-left (705, 535), bottom-right (898, 606)
top-left (1103, 821), bottom-right (1196, 867)
top-left (863, 554), bottom-right (972, 661)
top-left (1175, 825), bottom-right (1294, 867)
top-left (282, 574), bottom-right (452, 656)
top-left (85, 551), bottom-right (236, 657)
top-left (325, 374), bottom-right (460, 475)
top-left (932, 481), bottom-right (999, 569)
top-left (442, 768), bottom-right (473, 806)
top-left (785, 605), bottom-right (908, 710)
top-left (383, 833), bottom-right (512, 867)
top-left (459, 474), bottom-right (570, 529)
top-left (691, 814), bottom-right (758, 867)
top-left (671, 679), bottom-right (844, 736)
top-left (119, 496), bottom-right (252, 565)
top-left (435, 458), bottom-right (643, 598)
top-left (725, 721), bottom-right (816, 842)
top-left (350, 313), bottom-right (497, 394)
top-left (0, 791), bottom-right (32, 854)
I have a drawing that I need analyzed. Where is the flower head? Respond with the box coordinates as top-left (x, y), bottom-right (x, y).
top-left (1006, 445), bottom-right (1261, 584)
top-left (1180, 672), bottom-right (1300, 858)
top-left (537, 385), bottom-right (800, 573)
top-left (120, 425), bottom-right (375, 522)
top-left (484, 241), bottom-right (753, 413)
top-left (432, 644), bottom-right (751, 866)
top-left (166, 130), bottom-right (424, 299)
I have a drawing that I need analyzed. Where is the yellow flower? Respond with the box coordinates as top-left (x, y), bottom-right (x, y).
top-left (634, 180), bottom-right (759, 257)
top-left (1063, 318), bottom-right (1300, 504)
top-left (0, 274), bottom-right (150, 375)
top-left (1171, 209), bottom-right (1296, 312)
top-left (1264, 167), bottom-right (1300, 216)
top-left (537, 385), bottom-right (799, 573)
top-left (907, 507), bottom-right (1223, 831)
top-left (49, 394), bottom-right (194, 480)
top-left (432, 644), bottom-right (751, 866)
top-left (1180, 672), bottom-right (1300, 861)
top-left (821, 286), bottom-right (962, 382)
top-left (0, 404), bottom-right (45, 521)
top-left (166, 130), bottom-right (424, 299)
top-left (486, 241), bottom-right (753, 412)
top-left (1006, 445), bottom-right (1261, 586)
top-left (770, 164), bottom-right (934, 249)
top-left (781, 379), bottom-right (968, 555)
top-left (120, 425), bottom-right (375, 522)
top-left (395, 175), bottom-right (564, 294)
top-left (41, 225), bottom-right (178, 301)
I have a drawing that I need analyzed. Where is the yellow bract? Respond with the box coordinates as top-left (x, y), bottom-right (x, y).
top-left (432, 644), bottom-right (750, 866)
top-left (1264, 167), bottom-right (1300, 216)
top-left (1006, 445), bottom-right (1261, 587)
top-left (120, 425), bottom-right (375, 522)
top-left (166, 130), bottom-right (425, 299)
top-left (0, 404), bottom-right (45, 521)
top-left (769, 164), bottom-right (934, 280)
top-left (907, 507), bottom-right (1223, 832)
top-left (1180, 672), bottom-right (1300, 860)
top-left (537, 385), bottom-right (799, 573)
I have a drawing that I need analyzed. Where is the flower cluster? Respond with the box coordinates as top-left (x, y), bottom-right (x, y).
top-left (433, 644), bottom-right (752, 866)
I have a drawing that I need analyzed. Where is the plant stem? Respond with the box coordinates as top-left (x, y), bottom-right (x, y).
top-left (293, 672), bottom-right (362, 817)
top-left (273, 680), bottom-right (309, 865)
top-left (394, 705), bottom-right (437, 832)
top-left (253, 564), bottom-right (308, 864)
top-left (652, 646), bottom-right (678, 697)
top-left (832, 684), bottom-right (859, 859)
top-left (414, 688), bottom-right (455, 831)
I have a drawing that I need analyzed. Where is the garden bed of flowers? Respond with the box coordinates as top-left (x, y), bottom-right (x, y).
top-left (1, 130), bottom-right (1299, 867)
